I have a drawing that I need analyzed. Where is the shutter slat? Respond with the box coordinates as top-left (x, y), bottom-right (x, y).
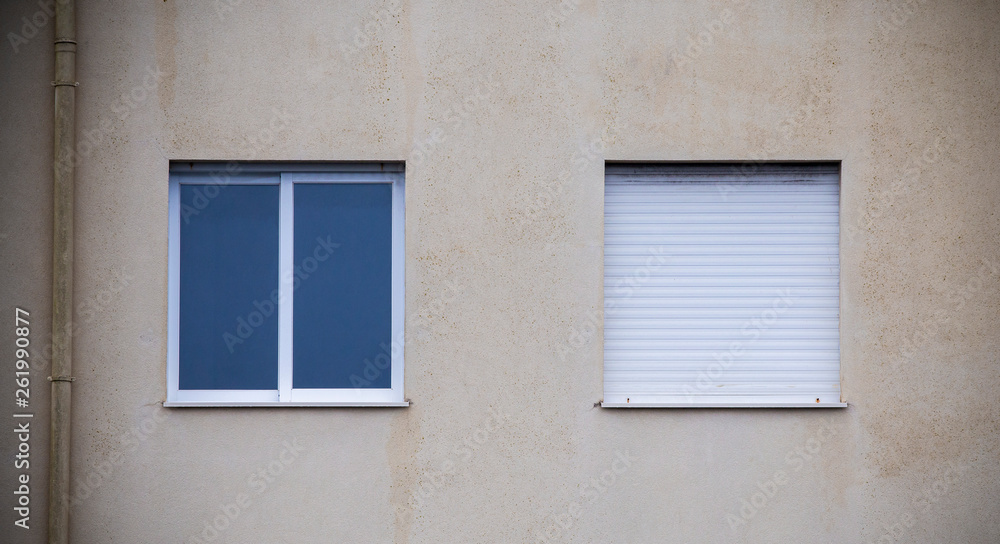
top-left (605, 362), bottom-right (840, 371)
top-left (605, 351), bottom-right (840, 362)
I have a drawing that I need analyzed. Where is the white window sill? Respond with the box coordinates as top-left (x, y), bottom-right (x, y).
top-left (163, 401), bottom-right (409, 408)
top-left (600, 402), bottom-right (848, 408)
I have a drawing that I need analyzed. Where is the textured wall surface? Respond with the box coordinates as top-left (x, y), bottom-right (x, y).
top-left (1, 0), bottom-right (998, 542)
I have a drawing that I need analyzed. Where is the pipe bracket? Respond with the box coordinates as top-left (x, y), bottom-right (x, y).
top-left (51, 81), bottom-right (79, 87)
top-left (48, 376), bottom-right (76, 382)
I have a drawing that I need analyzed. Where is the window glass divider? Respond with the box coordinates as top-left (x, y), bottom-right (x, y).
top-left (278, 174), bottom-right (295, 401)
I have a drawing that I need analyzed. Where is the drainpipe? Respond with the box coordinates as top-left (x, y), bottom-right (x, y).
top-left (49, 0), bottom-right (77, 542)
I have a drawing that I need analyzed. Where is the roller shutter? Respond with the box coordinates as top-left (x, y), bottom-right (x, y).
top-left (603, 163), bottom-right (843, 407)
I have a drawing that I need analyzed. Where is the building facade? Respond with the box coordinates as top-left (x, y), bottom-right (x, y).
top-left (1, 0), bottom-right (998, 542)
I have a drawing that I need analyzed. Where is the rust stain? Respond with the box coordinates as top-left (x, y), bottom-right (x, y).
top-left (388, 405), bottom-right (421, 544)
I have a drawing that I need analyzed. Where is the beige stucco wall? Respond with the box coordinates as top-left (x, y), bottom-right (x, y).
top-left (2, 0), bottom-right (998, 542)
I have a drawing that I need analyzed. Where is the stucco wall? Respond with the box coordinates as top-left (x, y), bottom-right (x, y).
top-left (2, 0), bottom-right (998, 542)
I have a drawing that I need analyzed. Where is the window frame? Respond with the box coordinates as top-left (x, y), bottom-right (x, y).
top-left (165, 164), bottom-right (406, 407)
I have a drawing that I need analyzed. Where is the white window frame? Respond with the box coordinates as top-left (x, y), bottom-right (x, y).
top-left (165, 164), bottom-right (406, 407)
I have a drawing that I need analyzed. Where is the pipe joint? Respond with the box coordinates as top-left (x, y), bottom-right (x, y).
top-left (54, 39), bottom-right (76, 53)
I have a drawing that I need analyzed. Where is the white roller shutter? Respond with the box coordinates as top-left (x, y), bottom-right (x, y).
top-left (603, 163), bottom-right (843, 407)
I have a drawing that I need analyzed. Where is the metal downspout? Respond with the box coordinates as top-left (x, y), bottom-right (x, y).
top-left (49, 0), bottom-right (76, 542)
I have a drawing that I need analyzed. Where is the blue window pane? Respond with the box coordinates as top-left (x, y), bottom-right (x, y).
top-left (179, 185), bottom-right (279, 390)
top-left (293, 183), bottom-right (392, 389)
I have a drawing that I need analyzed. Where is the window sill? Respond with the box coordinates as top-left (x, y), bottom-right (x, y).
top-left (163, 401), bottom-right (409, 408)
top-left (600, 402), bottom-right (848, 408)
